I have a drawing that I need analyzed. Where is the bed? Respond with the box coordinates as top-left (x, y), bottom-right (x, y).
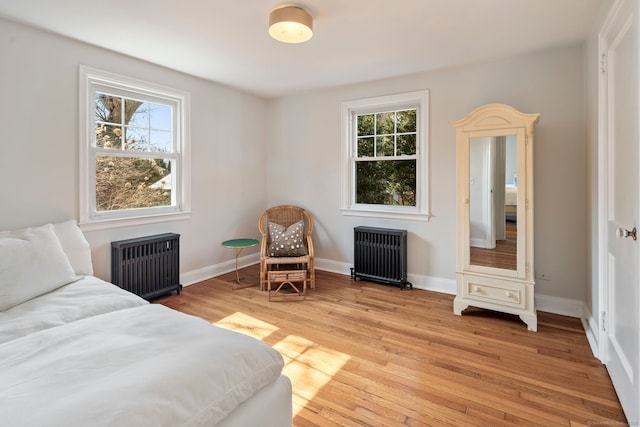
top-left (0, 221), bottom-right (292, 427)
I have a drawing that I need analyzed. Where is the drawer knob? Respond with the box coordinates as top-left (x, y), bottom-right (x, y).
top-left (505, 291), bottom-right (514, 299)
top-left (473, 286), bottom-right (482, 293)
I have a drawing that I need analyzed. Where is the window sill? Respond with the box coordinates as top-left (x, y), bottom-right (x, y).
top-left (340, 208), bottom-right (431, 222)
top-left (79, 211), bottom-right (192, 232)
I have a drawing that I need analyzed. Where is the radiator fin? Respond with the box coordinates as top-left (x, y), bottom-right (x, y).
top-left (111, 233), bottom-right (182, 300)
top-left (352, 226), bottom-right (412, 289)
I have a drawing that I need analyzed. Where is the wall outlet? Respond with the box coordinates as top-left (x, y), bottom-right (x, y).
top-left (535, 272), bottom-right (552, 281)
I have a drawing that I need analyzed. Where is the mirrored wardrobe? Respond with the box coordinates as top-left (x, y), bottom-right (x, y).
top-left (451, 104), bottom-right (539, 331)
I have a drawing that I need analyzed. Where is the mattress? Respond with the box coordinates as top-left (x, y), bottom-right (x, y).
top-left (0, 299), bottom-right (287, 426)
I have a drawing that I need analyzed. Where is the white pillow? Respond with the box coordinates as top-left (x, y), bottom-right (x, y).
top-left (0, 224), bottom-right (77, 311)
top-left (53, 220), bottom-right (94, 276)
top-left (0, 220), bottom-right (94, 277)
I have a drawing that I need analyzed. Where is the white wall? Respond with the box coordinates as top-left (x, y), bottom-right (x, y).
top-left (267, 44), bottom-right (589, 305)
top-left (0, 17), bottom-right (268, 281)
top-left (0, 16), bottom-right (593, 312)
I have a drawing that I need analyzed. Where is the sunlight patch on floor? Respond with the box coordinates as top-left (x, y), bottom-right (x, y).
top-left (213, 312), bottom-right (350, 417)
top-left (274, 335), bottom-right (350, 416)
top-left (213, 312), bottom-right (278, 340)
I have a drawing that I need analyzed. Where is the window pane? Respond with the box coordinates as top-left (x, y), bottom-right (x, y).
top-left (126, 100), bottom-right (149, 128)
top-left (95, 94), bottom-right (122, 124)
top-left (150, 104), bottom-right (172, 131)
top-left (124, 127), bottom-right (148, 150)
top-left (397, 109), bottom-right (416, 133)
top-left (376, 112), bottom-right (395, 135)
top-left (95, 124), bottom-right (124, 149)
top-left (357, 137), bottom-right (374, 157)
top-left (376, 135), bottom-right (395, 156)
top-left (150, 130), bottom-right (172, 152)
top-left (356, 159), bottom-right (416, 206)
top-left (357, 114), bottom-right (374, 136)
top-left (96, 156), bottom-right (172, 211)
top-left (397, 134), bottom-right (416, 155)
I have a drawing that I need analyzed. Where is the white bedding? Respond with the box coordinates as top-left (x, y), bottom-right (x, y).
top-left (0, 276), bottom-right (147, 345)
top-left (505, 184), bottom-right (518, 206)
top-left (0, 221), bottom-right (291, 426)
top-left (0, 303), bottom-right (285, 427)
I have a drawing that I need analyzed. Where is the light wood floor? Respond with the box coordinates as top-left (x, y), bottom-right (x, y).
top-left (155, 266), bottom-right (627, 426)
top-left (471, 220), bottom-right (517, 270)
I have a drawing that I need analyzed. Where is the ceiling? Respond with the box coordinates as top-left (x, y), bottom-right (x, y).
top-left (0, 0), bottom-right (602, 98)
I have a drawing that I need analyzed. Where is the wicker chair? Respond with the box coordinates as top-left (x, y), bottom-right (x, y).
top-left (258, 205), bottom-right (315, 291)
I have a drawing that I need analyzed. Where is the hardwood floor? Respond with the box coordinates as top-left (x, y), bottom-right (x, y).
top-left (155, 266), bottom-right (627, 426)
top-left (470, 220), bottom-right (517, 270)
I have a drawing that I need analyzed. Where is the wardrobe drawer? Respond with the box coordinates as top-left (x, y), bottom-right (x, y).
top-left (463, 276), bottom-right (525, 309)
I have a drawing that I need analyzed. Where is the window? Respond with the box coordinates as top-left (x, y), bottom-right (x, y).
top-left (341, 90), bottom-right (430, 220)
top-left (79, 66), bottom-right (191, 229)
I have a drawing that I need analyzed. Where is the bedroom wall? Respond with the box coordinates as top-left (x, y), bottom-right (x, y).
top-left (0, 17), bottom-right (269, 281)
top-left (266, 44), bottom-right (589, 311)
top-left (0, 15), bottom-right (592, 316)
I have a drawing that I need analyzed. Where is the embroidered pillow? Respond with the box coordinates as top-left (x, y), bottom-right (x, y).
top-left (268, 220), bottom-right (307, 257)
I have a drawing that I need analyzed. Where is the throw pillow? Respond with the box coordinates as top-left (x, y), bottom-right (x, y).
top-left (268, 220), bottom-right (307, 257)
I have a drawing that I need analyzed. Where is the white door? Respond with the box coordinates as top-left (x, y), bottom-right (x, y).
top-left (600, 0), bottom-right (639, 422)
top-left (494, 136), bottom-right (507, 241)
top-left (469, 137), bottom-right (495, 249)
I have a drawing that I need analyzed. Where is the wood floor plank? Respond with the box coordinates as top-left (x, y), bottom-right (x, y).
top-left (155, 266), bottom-right (627, 426)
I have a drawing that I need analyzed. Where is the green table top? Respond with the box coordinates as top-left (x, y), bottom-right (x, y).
top-left (221, 238), bottom-right (259, 248)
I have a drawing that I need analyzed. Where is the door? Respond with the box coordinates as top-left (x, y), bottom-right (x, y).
top-left (469, 137), bottom-right (495, 249)
top-left (494, 136), bottom-right (507, 241)
top-left (600, 0), bottom-right (639, 422)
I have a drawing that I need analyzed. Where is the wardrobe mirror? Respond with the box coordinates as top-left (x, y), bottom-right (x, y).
top-left (468, 134), bottom-right (518, 271)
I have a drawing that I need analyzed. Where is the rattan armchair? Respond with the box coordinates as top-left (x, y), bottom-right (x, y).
top-left (258, 205), bottom-right (315, 291)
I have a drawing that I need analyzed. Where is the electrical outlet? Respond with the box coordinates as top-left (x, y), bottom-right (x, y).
top-left (535, 272), bottom-right (552, 281)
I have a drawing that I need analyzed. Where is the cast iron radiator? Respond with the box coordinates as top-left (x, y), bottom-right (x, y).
top-left (351, 226), bottom-right (412, 290)
top-left (111, 233), bottom-right (182, 300)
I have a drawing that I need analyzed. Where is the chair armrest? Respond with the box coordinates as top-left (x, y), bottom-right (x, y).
top-left (306, 235), bottom-right (314, 257)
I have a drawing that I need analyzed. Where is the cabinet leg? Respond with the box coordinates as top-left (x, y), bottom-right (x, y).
top-left (453, 298), bottom-right (468, 316)
top-left (520, 313), bottom-right (538, 332)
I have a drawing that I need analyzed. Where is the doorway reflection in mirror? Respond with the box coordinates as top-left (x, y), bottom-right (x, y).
top-left (469, 135), bottom-right (517, 270)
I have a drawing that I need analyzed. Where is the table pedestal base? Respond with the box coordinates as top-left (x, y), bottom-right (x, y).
top-left (221, 238), bottom-right (259, 290)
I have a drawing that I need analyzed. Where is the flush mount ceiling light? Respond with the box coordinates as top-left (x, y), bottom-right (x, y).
top-left (268, 5), bottom-right (313, 43)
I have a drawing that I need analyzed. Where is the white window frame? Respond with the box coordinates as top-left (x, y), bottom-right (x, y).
top-left (79, 65), bottom-right (191, 231)
top-left (340, 90), bottom-right (430, 221)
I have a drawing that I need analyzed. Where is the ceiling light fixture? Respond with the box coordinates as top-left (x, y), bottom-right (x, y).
top-left (268, 5), bottom-right (313, 44)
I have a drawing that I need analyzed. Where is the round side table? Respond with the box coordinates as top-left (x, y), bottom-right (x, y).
top-left (221, 238), bottom-right (259, 289)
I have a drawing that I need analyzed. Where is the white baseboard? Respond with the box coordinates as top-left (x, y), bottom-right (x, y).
top-left (408, 274), bottom-right (456, 295)
top-left (314, 258), bottom-right (351, 276)
top-left (181, 253), bottom-right (259, 286)
top-left (582, 305), bottom-right (601, 361)
top-left (534, 294), bottom-right (584, 318)
top-left (315, 258), bottom-right (457, 294)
